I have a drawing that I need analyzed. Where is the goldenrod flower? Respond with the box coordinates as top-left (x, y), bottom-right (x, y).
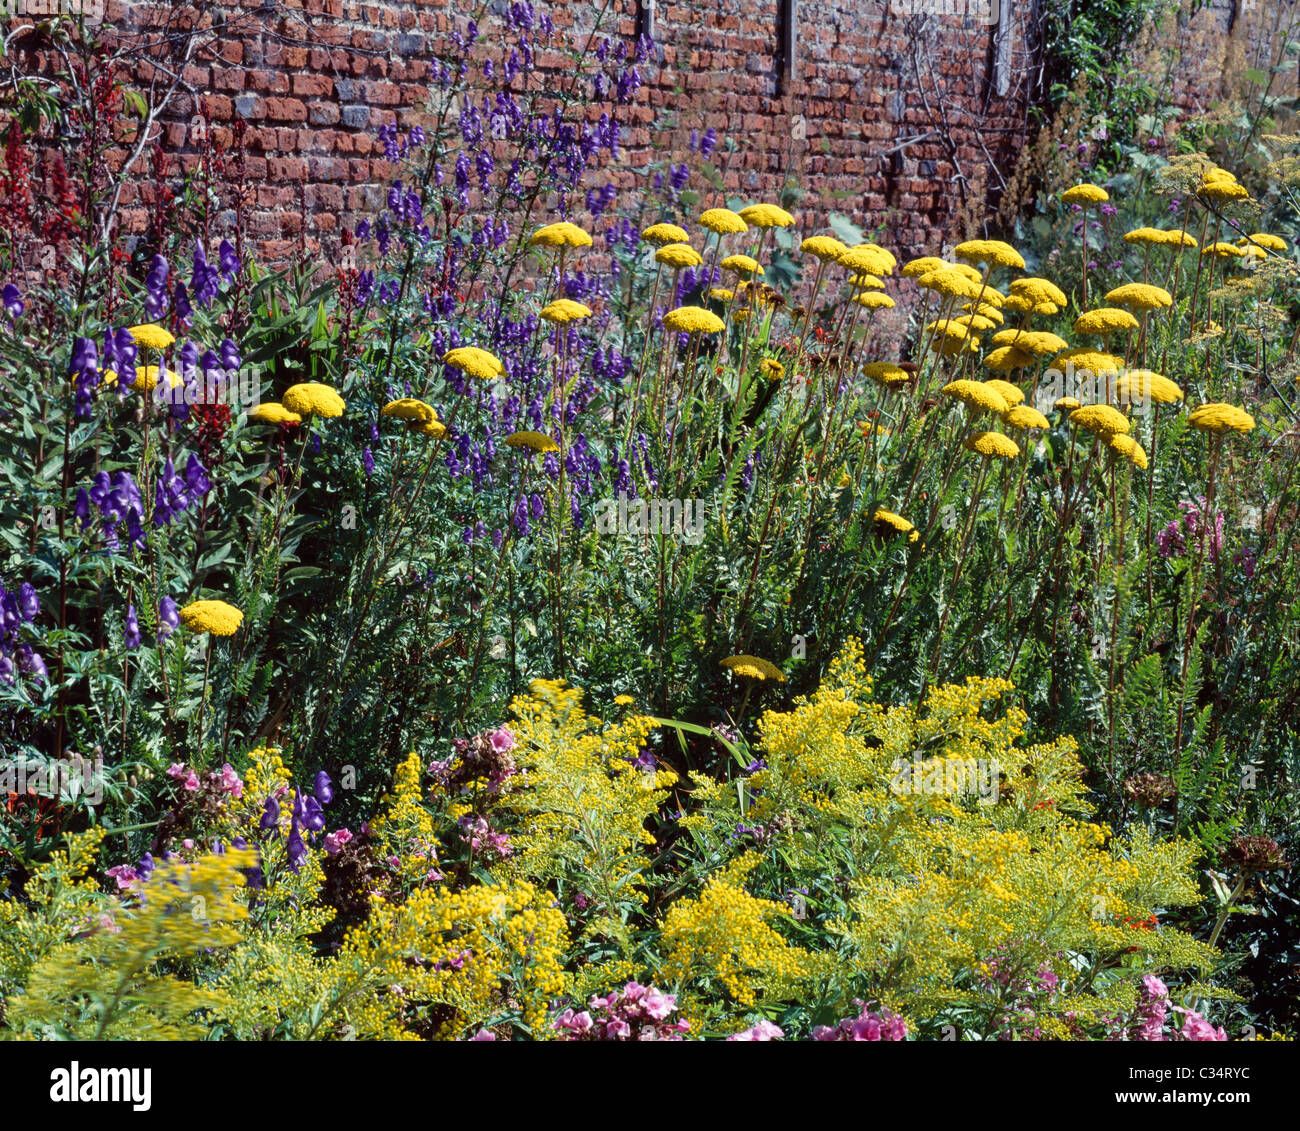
top-left (873, 509), bottom-right (919, 542)
top-left (128, 323), bottom-right (175, 351)
top-left (738, 203), bottom-right (795, 229)
top-left (529, 221), bottom-right (592, 249)
top-left (1114, 369), bottom-right (1183, 404)
top-left (540, 298), bottom-right (593, 323)
top-left (663, 305), bottom-right (725, 334)
top-left (505, 430), bottom-right (560, 453)
top-left (1109, 433), bottom-right (1149, 469)
top-left (902, 255), bottom-right (947, 278)
top-left (282, 382), bottom-right (345, 418)
top-left (179, 599), bottom-right (243, 637)
top-left (721, 654), bottom-right (786, 681)
top-left (984, 378), bottom-right (1024, 406)
top-left (954, 239), bottom-right (1025, 270)
top-left (863, 361), bottom-right (909, 385)
top-left (1188, 403), bottom-right (1255, 434)
top-left (760, 358), bottom-right (785, 381)
top-left (1062, 183), bottom-right (1109, 205)
top-left (1103, 283), bottom-right (1173, 310)
top-left (856, 291), bottom-right (895, 309)
top-left (1073, 307), bottom-right (1140, 335)
top-left (248, 402), bottom-right (302, 425)
top-left (801, 235), bottom-right (848, 261)
top-left (1069, 403), bottom-right (1130, 438)
top-left (1003, 405), bottom-right (1050, 430)
top-left (444, 346), bottom-right (503, 379)
top-left (655, 242), bottom-right (704, 270)
top-left (721, 254), bottom-right (763, 277)
top-left (700, 207), bottom-right (748, 234)
top-left (1008, 277), bottom-right (1067, 307)
top-left (983, 346), bottom-right (1035, 371)
top-left (641, 222), bottom-right (690, 246)
top-left (381, 397), bottom-right (437, 423)
top-left (964, 430), bottom-right (1020, 459)
top-left (943, 379), bottom-right (1008, 414)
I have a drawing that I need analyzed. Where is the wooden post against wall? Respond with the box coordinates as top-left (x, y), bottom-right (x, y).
top-left (637, 0), bottom-right (656, 41)
top-left (778, 0), bottom-right (797, 93)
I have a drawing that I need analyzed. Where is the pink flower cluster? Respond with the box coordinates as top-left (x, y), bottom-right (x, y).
top-left (457, 815), bottom-right (512, 861)
top-left (1126, 975), bottom-right (1227, 1041)
top-left (727, 1019), bottom-right (784, 1041)
top-left (166, 761), bottom-right (243, 798)
top-left (1155, 497), bottom-right (1224, 564)
top-left (553, 981), bottom-right (690, 1041)
top-left (813, 1001), bottom-right (907, 1041)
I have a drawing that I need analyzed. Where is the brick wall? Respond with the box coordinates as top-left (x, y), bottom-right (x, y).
top-left (81, 0), bottom-right (1036, 264)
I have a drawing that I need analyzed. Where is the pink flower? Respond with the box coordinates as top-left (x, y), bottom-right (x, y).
top-left (727, 1019), bottom-right (785, 1041)
top-left (469, 1028), bottom-right (496, 1041)
top-left (605, 1019), bottom-right (631, 1039)
top-left (642, 988), bottom-right (676, 1020)
top-left (166, 763), bottom-right (188, 780)
top-left (1175, 1008), bottom-right (1227, 1041)
top-left (183, 771), bottom-right (200, 792)
top-left (97, 912), bottom-right (122, 935)
top-left (219, 763), bottom-right (243, 798)
top-left (488, 727), bottom-right (515, 753)
top-left (105, 864), bottom-right (139, 891)
top-left (323, 828), bottom-right (354, 856)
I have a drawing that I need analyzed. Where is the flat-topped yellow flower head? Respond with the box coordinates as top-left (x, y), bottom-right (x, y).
top-left (954, 239), bottom-right (1025, 270)
top-left (902, 256), bottom-right (947, 278)
top-left (641, 222), bottom-right (689, 246)
top-left (863, 361), bottom-right (910, 385)
top-left (540, 299), bottom-right (593, 324)
top-left (738, 203), bottom-right (795, 229)
top-left (873, 509), bottom-right (919, 542)
top-left (984, 378), bottom-right (1024, 406)
top-left (1062, 183), bottom-right (1109, 205)
top-left (1109, 433), bottom-right (1149, 469)
top-left (248, 402), bottom-right (302, 425)
top-left (1070, 403), bottom-right (1130, 439)
top-left (1114, 370), bottom-right (1183, 405)
top-left (983, 346), bottom-right (1035, 371)
top-left (381, 397), bottom-right (437, 423)
top-left (179, 599), bottom-right (243, 637)
top-left (1008, 277), bottom-right (1068, 307)
top-left (700, 207), bottom-right (748, 234)
top-left (720, 253), bottom-right (763, 277)
top-left (530, 221), bottom-right (593, 249)
top-left (1104, 283), bottom-right (1173, 311)
top-left (655, 242), bottom-right (704, 270)
top-left (964, 430), bottom-right (1020, 459)
top-left (721, 654), bottom-right (786, 681)
top-left (444, 346), bottom-right (503, 380)
top-left (856, 291), bottom-right (895, 309)
top-left (128, 323), bottom-right (175, 351)
top-left (283, 382), bottom-right (345, 418)
top-left (1003, 405), bottom-right (1050, 431)
top-left (1074, 307), bottom-right (1140, 335)
top-left (131, 365), bottom-right (180, 394)
top-left (918, 269), bottom-right (983, 300)
top-left (838, 245), bottom-right (893, 276)
top-left (505, 430), bottom-right (560, 453)
top-left (801, 235), bottom-right (848, 261)
top-left (1188, 403), bottom-right (1254, 434)
top-left (943, 379), bottom-right (1008, 415)
top-left (663, 305), bottom-right (725, 335)
top-left (1240, 233), bottom-right (1286, 253)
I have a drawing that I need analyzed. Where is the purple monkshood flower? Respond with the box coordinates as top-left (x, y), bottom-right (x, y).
top-left (218, 239), bottom-right (240, 282)
top-left (158, 596), bottom-right (180, 639)
top-left (314, 771), bottom-right (334, 804)
top-left (301, 795), bottom-right (326, 832)
top-left (2, 282), bottom-right (23, 319)
top-left (124, 604), bottom-right (141, 650)
top-left (363, 446), bottom-right (375, 477)
top-left (17, 583), bottom-right (38, 621)
top-left (259, 797), bottom-right (281, 831)
top-left (286, 824), bottom-right (308, 871)
top-left (144, 255), bottom-right (170, 321)
top-left (191, 241), bottom-right (222, 305)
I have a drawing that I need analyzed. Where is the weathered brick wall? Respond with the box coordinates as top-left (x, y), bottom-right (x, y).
top-left (83, 0), bottom-right (1035, 264)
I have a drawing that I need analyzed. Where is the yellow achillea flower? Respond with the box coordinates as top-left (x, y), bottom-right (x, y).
top-left (721, 654), bottom-right (786, 682)
top-left (1240, 233), bottom-right (1286, 253)
top-left (950, 263), bottom-right (983, 283)
top-left (1188, 403), bottom-right (1255, 434)
top-left (943, 379), bottom-right (1009, 415)
top-left (1200, 180), bottom-right (1249, 203)
top-left (1055, 348), bottom-right (1124, 376)
top-left (874, 509), bottom-right (919, 542)
top-left (540, 298), bottom-right (593, 323)
top-left (965, 430), bottom-right (1020, 459)
top-left (655, 242), bottom-right (704, 269)
top-left (1103, 283), bottom-right (1174, 310)
top-left (700, 207), bottom-right (748, 234)
top-left (1002, 294), bottom-right (1058, 316)
top-left (863, 361), bottom-right (909, 385)
top-left (1157, 229), bottom-right (1199, 249)
top-left (128, 323), bottom-right (175, 351)
top-left (801, 235), bottom-right (848, 261)
top-left (1008, 277), bottom-right (1067, 307)
top-left (1122, 227), bottom-right (1165, 245)
top-left (853, 242), bottom-right (897, 270)
top-left (760, 358), bottom-right (785, 381)
top-left (991, 329), bottom-right (1066, 356)
top-left (131, 365), bottom-right (181, 394)
top-left (641, 222), bottom-right (689, 246)
top-left (1114, 369), bottom-right (1183, 404)
top-left (1202, 242), bottom-right (1244, 260)
top-left (918, 268), bottom-right (983, 300)
top-left (1054, 396), bottom-right (1081, 411)
top-left (1003, 405), bottom-right (1050, 430)
top-left (983, 378), bottom-right (1024, 406)
top-left (417, 418), bottom-right (446, 439)
top-left (720, 253), bottom-right (763, 277)
top-left (664, 305), bottom-right (725, 334)
top-left (856, 291), bottom-right (895, 309)
top-left (179, 599), bottom-right (244, 636)
top-left (983, 346), bottom-right (1035, 371)
top-left (848, 272), bottom-right (884, 290)
top-left (613, 693), bottom-right (635, 706)
top-left (504, 430), bottom-right (560, 453)
top-left (838, 245), bottom-right (893, 276)
top-left (248, 402), bottom-right (302, 425)
top-left (381, 397), bottom-right (437, 423)
top-left (927, 318), bottom-right (971, 339)
top-left (738, 203), bottom-right (795, 229)
top-left (709, 287), bottom-right (734, 302)
top-left (529, 221), bottom-right (592, 249)
top-left (282, 382), bottom-right (345, 418)
top-left (902, 255), bottom-right (947, 278)
top-left (1074, 307), bottom-right (1140, 335)
top-left (954, 239), bottom-right (1025, 270)
top-left (964, 301), bottom-right (1005, 324)
top-left (444, 346), bottom-right (503, 380)
top-left (1070, 403), bottom-right (1130, 438)
top-left (1062, 183), bottom-right (1109, 205)
top-left (1109, 433), bottom-right (1149, 469)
